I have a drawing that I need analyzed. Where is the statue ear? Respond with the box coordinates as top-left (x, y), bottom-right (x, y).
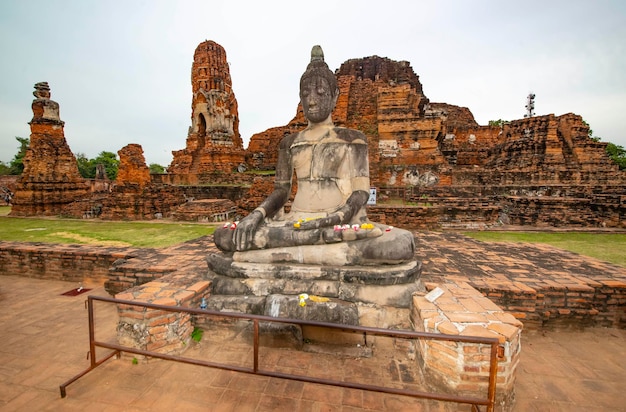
top-left (332, 88), bottom-right (339, 105)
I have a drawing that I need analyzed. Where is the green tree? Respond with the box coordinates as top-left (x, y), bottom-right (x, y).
top-left (582, 120), bottom-right (601, 142)
top-left (606, 142), bottom-right (626, 170)
top-left (76, 152), bottom-right (95, 178)
top-left (0, 161), bottom-right (10, 175)
top-left (488, 119), bottom-right (509, 127)
top-left (9, 137), bottom-right (29, 175)
top-left (149, 163), bottom-right (166, 174)
top-left (92, 151), bottom-right (119, 180)
top-left (583, 120), bottom-right (625, 169)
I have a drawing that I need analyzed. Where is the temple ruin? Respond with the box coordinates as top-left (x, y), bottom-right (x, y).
top-left (246, 55), bottom-right (625, 228)
top-left (8, 42), bottom-right (625, 229)
top-left (4, 42), bottom-right (625, 412)
top-left (167, 40), bottom-right (246, 183)
top-left (10, 82), bottom-right (89, 216)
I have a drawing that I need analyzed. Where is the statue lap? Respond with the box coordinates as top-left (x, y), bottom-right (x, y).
top-left (215, 223), bottom-right (415, 266)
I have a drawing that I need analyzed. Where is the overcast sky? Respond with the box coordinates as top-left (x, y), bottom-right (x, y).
top-left (1, 0), bottom-right (624, 167)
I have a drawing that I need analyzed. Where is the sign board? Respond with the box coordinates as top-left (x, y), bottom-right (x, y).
top-left (425, 287), bottom-right (444, 303)
top-left (367, 187), bottom-right (377, 205)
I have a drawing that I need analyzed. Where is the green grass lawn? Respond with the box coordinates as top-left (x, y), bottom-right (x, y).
top-left (1, 206), bottom-right (624, 265)
top-left (463, 231), bottom-right (626, 267)
top-left (0, 206), bottom-right (215, 248)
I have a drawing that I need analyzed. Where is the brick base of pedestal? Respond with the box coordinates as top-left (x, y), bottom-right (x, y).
top-left (115, 274), bottom-right (211, 356)
top-left (411, 281), bottom-right (523, 411)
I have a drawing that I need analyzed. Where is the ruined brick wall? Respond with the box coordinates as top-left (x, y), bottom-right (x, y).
top-left (367, 204), bottom-right (500, 230)
top-left (54, 143), bottom-right (188, 220)
top-left (98, 184), bottom-right (185, 220)
top-left (171, 199), bottom-right (237, 222)
top-left (404, 184), bottom-right (625, 228)
top-left (0, 241), bottom-right (139, 284)
top-left (501, 196), bottom-right (624, 228)
top-left (116, 144), bottom-right (151, 187)
top-left (480, 114), bottom-right (623, 185)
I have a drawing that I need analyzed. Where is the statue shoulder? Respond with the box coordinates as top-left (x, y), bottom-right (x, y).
top-left (279, 132), bottom-right (298, 149)
top-left (333, 127), bottom-right (368, 144)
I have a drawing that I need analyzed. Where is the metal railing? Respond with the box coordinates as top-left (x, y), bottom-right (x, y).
top-left (60, 295), bottom-right (499, 411)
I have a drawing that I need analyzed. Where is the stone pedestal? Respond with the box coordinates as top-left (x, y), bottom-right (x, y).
top-left (205, 253), bottom-right (424, 334)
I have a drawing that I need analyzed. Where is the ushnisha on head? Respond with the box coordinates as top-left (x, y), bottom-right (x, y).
top-left (299, 45), bottom-right (339, 124)
top-left (300, 45), bottom-right (338, 97)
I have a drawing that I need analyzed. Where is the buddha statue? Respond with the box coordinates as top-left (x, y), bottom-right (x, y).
top-left (214, 46), bottom-right (415, 266)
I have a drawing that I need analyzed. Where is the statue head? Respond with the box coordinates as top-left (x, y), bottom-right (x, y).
top-left (300, 46), bottom-right (339, 124)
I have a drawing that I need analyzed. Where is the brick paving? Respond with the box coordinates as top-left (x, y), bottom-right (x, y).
top-left (415, 232), bottom-right (626, 292)
top-left (1, 276), bottom-right (625, 411)
top-left (1, 232), bottom-right (626, 411)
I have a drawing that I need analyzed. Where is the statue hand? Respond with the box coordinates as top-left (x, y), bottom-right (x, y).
top-left (234, 210), bottom-right (264, 251)
top-left (297, 214), bottom-right (341, 230)
top-left (296, 190), bottom-right (368, 230)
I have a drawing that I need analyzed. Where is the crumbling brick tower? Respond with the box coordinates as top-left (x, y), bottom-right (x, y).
top-left (10, 82), bottom-right (88, 216)
top-left (168, 40), bottom-right (246, 183)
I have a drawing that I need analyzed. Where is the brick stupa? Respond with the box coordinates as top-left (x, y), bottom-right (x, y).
top-left (10, 82), bottom-right (89, 216)
top-left (168, 40), bottom-right (246, 183)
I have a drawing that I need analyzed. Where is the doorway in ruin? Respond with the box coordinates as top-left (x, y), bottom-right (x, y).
top-left (198, 113), bottom-right (207, 148)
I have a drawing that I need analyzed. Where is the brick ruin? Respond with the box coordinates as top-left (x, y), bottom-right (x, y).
top-left (57, 143), bottom-right (186, 220)
top-left (167, 40), bottom-right (246, 184)
top-left (96, 144), bottom-right (185, 220)
top-left (9, 43), bottom-right (625, 228)
top-left (245, 55), bottom-right (626, 228)
top-left (10, 82), bottom-right (90, 216)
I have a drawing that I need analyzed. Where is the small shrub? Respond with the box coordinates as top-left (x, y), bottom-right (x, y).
top-left (191, 327), bottom-right (204, 342)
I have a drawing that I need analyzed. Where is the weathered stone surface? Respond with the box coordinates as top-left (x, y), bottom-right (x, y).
top-left (168, 40), bottom-right (246, 182)
top-left (10, 82), bottom-right (89, 216)
top-left (205, 252), bottom-right (424, 309)
top-left (265, 294), bottom-right (359, 325)
top-left (214, 47), bottom-right (418, 271)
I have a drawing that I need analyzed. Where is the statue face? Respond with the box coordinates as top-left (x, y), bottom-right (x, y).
top-left (300, 77), bottom-right (336, 123)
